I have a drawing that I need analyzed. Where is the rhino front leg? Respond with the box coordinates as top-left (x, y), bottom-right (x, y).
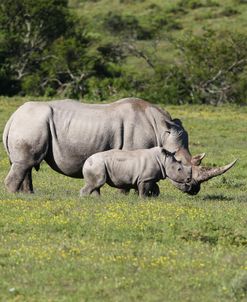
top-left (91, 188), bottom-right (100, 196)
top-left (119, 188), bottom-right (130, 195)
top-left (138, 181), bottom-right (155, 198)
top-left (5, 163), bottom-right (30, 193)
top-left (149, 183), bottom-right (160, 197)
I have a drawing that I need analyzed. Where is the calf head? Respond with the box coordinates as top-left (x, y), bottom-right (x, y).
top-left (170, 148), bottom-right (237, 195)
top-left (162, 149), bottom-right (192, 183)
top-left (162, 118), bottom-right (236, 195)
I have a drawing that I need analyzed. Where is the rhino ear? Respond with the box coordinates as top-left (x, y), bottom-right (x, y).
top-left (164, 120), bottom-right (174, 134)
top-left (161, 148), bottom-right (175, 157)
top-left (191, 153), bottom-right (206, 166)
top-left (172, 118), bottom-right (183, 127)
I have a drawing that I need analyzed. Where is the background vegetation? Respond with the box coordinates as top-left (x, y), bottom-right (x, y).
top-left (0, 98), bottom-right (247, 301)
top-left (1, 0), bottom-right (247, 104)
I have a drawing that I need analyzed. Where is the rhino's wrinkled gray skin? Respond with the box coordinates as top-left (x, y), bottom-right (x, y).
top-left (3, 98), bottom-right (235, 194)
top-left (80, 147), bottom-right (192, 198)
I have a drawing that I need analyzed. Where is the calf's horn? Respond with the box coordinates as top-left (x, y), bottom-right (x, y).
top-left (195, 159), bottom-right (237, 183)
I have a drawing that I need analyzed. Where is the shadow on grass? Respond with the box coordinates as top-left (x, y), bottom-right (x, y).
top-left (202, 194), bottom-right (234, 201)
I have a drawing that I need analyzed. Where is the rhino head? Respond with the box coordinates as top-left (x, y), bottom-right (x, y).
top-left (162, 119), bottom-right (237, 195)
top-left (170, 149), bottom-right (237, 195)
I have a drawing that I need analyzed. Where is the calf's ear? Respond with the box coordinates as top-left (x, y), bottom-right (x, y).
top-left (161, 148), bottom-right (175, 157)
top-left (191, 153), bottom-right (206, 166)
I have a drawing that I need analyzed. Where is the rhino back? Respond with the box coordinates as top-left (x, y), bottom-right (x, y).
top-left (99, 148), bottom-right (162, 187)
top-left (45, 99), bottom-right (163, 177)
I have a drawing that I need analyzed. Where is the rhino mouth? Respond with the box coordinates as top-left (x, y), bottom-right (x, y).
top-left (183, 180), bottom-right (201, 195)
top-left (170, 179), bottom-right (201, 195)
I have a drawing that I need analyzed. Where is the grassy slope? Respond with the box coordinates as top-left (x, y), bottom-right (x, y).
top-left (69, 0), bottom-right (247, 73)
top-left (0, 98), bottom-right (247, 301)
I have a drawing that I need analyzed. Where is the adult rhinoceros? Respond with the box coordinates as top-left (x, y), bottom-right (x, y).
top-left (3, 98), bottom-right (235, 195)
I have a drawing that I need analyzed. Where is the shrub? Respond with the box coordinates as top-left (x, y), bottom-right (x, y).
top-left (234, 0), bottom-right (247, 3)
top-left (130, 29), bottom-right (247, 105)
top-left (217, 7), bottom-right (239, 17)
top-left (178, 0), bottom-right (219, 9)
top-left (172, 29), bottom-right (247, 104)
top-left (104, 12), bottom-right (157, 40)
top-left (21, 74), bottom-right (43, 96)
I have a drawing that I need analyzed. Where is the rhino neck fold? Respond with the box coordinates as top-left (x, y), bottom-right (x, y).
top-left (155, 154), bottom-right (166, 179)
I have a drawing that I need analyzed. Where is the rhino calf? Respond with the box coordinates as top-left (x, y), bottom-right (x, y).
top-left (80, 147), bottom-right (192, 198)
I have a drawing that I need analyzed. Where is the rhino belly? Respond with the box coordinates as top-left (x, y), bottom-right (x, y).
top-left (44, 138), bottom-right (114, 178)
top-left (45, 149), bottom-right (85, 178)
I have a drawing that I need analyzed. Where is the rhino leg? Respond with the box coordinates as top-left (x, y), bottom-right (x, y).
top-left (5, 163), bottom-right (31, 193)
top-left (80, 184), bottom-right (93, 196)
top-left (80, 162), bottom-right (106, 196)
top-left (4, 103), bottom-right (50, 194)
top-left (19, 169), bottom-right (34, 193)
top-left (149, 183), bottom-right (160, 197)
top-left (91, 188), bottom-right (100, 196)
top-left (80, 185), bottom-right (101, 197)
top-left (138, 181), bottom-right (156, 198)
top-left (119, 188), bottom-right (130, 195)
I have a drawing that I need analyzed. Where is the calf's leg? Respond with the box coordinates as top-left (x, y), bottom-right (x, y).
top-left (91, 188), bottom-right (100, 196)
top-left (119, 188), bottom-right (130, 195)
top-left (138, 181), bottom-right (155, 198)
top-left (80, 184), bottom-right (102, 197)
top-left (149, 183), bottom-right (160, 197)
top-left (80, 164), bottom-right (106, 197)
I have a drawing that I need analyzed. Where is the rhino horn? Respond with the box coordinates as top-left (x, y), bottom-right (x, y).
top-left (194, 159), bottom-right (237, 183)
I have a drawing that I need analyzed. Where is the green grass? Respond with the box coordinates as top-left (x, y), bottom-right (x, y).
top-left (0, 97), bottom-right (247, 301)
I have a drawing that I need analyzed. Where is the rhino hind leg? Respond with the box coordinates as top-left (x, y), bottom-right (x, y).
top-left (80, 184), bottom-right (93, 196)
top-left (80, 164), bottom-right (106, 197)
top-left (19, 169), bottom-right (34, 193)
top-left (80, 186), bottom-right (101, 197)
top-left (5, 163), bottom-right (31, 193)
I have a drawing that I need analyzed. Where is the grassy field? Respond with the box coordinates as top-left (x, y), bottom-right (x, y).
top-left (0, 97), bottom-right (247, 301)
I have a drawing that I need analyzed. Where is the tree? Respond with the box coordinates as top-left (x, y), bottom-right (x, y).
top-left (0, 0), bottom-right (73, 95)
top-left (175, 30), bottom-right (247, 104)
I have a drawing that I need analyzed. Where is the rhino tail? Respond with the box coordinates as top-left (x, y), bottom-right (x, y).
top-left (2, 115), bottom-right (14, 155)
